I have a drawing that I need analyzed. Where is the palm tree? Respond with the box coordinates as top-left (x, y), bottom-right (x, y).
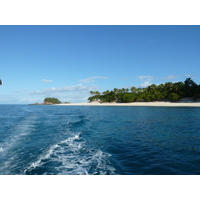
top-left (147, 84), bottom-right (157, 92)
top-left (158, 84), bottom-right (164, 92)
top-left (172, 82), bottom-right (184, 94)
top-left (113, 88), bottom-right (119, 94)
top-left (136, 88), bottom-right (143, 93)
top-left (184, 78), bottom-right (198, 97)
top-left (130, 86), bottom-right (137, 93)
top-left (164, 82), bottom-right (173, 92)
top-left (90, 91), bottom-right (95, 95)
top-left (102, 90), bottom-right (110, 95)
top-left (121, 88), bottom-right (126, 93)
top-left (184, 78), bottom-right (197, 87)
top-left (90, 91), bottom-right (100, 96)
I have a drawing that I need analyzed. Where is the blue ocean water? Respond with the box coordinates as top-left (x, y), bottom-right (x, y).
top-left (0, 104), bottom-right (200, 175)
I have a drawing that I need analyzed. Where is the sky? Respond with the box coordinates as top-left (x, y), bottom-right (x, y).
top-left (1, 25), bottom-right (200, 104)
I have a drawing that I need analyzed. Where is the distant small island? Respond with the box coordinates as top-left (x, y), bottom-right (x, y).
top-left (30, 97), bottom-right (64, 105)
top-left (88, 78), bottom-right (200, 103)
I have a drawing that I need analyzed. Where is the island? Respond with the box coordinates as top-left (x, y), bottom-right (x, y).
top-left (30, 97), bottom-right (63, 105)
top-left (31, 78), bottom-right (200, 107)
top-left (87, 78), bottom-right (200, 103)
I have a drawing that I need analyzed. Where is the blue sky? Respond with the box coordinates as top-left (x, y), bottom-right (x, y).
top-left (1, 25), bottom-right (200, 103)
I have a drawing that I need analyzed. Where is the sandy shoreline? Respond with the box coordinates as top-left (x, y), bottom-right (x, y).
top-left (56, 102), bottom-right (200, 107)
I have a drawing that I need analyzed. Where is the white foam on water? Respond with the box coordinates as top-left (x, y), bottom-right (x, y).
top-left (1, 115), bottom-right (37, 154)
top-left (24, 143), bottom-right (59, 173)
top-left (24, 132), bottom-right (82, 173)
top-left (24, 132), bottom-right (116, 175)
top-left (0, 114), bottom-right (38, 174)
top-left (0, 147), bottom-right (3, 152)
top-left (0, 151), bottom-right (21, 175)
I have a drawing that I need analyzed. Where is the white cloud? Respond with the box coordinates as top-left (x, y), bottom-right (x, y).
top-left (136, 76), bottom-right (153, 88)
top-left (30, 84), bottom-right (98, 95)
top-left (1, 84), bottom-right (99, 104)
top-left (42, 79), bottom-right (53, 83)
top-left (163, 75), bottom-right (179, 80)
top-left (29, 84), bottom-right (99, 103)
top-left (140, 81), bottom-right (152, 87)
top-left (79, 76), bottom-right (108, 83)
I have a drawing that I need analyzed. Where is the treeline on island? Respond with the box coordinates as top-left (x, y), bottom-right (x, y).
top-left (44, 97), bottom-right (61, 104)
top-left (88, 78), bottom-right (200, 103)
top-left (31, 97), bottom-right (61, 105)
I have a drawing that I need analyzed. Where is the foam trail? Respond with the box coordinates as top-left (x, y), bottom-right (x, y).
top-left (0, 114), bottom-right (38, 174)
top-left (24, 132), bottom-right (82, 173)
top-left (24, 132), bottom-right (116, 175)
top-left (0, 114), bottom-right (37, 154)
top-left (24, 143), bottom-right (59, 173)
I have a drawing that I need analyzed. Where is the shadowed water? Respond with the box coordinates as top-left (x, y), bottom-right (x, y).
top-left (1, 105), bottom-right (200, 175)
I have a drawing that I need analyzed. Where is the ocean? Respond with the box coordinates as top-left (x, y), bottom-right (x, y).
top-left (0, 104), bottom-right (200, 175)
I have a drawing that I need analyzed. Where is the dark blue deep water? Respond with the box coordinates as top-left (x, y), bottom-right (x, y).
top-left (1, 104), bottom-right (200, 175)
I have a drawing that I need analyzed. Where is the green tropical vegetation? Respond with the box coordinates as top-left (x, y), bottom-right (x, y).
top-left (88, 78), bottom-right (200, 103)
top-left (44, 97), bottom-right (61, 104)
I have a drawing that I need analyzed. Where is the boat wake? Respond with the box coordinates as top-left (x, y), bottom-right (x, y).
top-left (0, 115), bottom-right (37, 154)
top-left (24, 132), bottom-right (116, 175)
top-left (0, 114), bottom-right (38, 174)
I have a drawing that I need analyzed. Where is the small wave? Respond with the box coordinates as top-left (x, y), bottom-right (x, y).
top-left (68, 119), bottom-right (85, 128)
top-left (67, 115), bottom-right (89, 129)
top-left (25, 132), bottom-right (116, 175)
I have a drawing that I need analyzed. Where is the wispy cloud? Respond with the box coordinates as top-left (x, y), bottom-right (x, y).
top-left (79, 76), bottom-right (108, 83)
top-left (41, 79), bottom-right (53, 83)
top-left (120, 77), bottom-right (129, 81)
top-left (15, 90), bottom-right (21, 94)
top-left (19, 98), bottom-right (41, 103)
top-left (185, 74), bottom-right (192, 77)
top-left (0, 94), bottom-right (37, 104)
top-left (137, 76), bottom-right (153, 81)
top-left (136, 76), bottom-right (153, 87)
top-left (140, 82), bottom-right (152, 87)
top-left (47, 93), bottom-right (92, 103)
top-left (163, 75), bottom-right (179, 81)
top-left (29, 84), bottom-right (99, 103)
top-left (30, 84), bottom-right (98, 95)
top-left (184, 74), bottom-right (196, 80)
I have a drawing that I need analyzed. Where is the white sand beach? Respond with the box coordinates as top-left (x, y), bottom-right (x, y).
top-left (57, 101), bottom-right (200, 107)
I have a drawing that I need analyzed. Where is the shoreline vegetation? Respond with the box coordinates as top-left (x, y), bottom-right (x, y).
top-left (31, 78), bottom-right (200, 107)
top-left (88, 78), bottom-right (200, 103)
top-left (30, 97), bottom-right (62, 105)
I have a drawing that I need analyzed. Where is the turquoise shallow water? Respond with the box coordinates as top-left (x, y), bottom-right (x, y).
top-left (0, 104), bottom-right (200, 175)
